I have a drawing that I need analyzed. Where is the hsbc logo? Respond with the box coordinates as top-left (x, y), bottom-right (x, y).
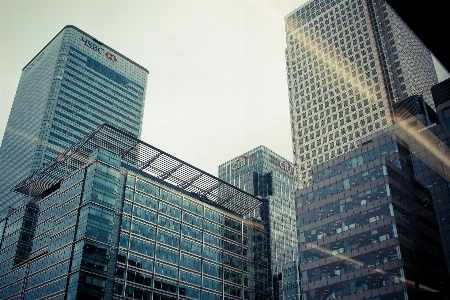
top-left (80, 36), bottom-right (117, 63)
top-left (105, 52), bottom-right (117, 62)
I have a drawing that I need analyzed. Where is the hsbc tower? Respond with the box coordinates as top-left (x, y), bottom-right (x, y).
top-left (0, 26), bottom-right (148, 216)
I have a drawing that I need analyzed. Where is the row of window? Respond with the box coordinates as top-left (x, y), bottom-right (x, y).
top-left (312, 140), bottom-right (404, 182)
top-left (117, 250), bottom-right (260, 282)
top-left (55, 100), bottom-right (137, 138)
top-left (66, 53), bottom-right (143, 111)
top-left (299, 223), bottom-right (395, 264)
top-left (300, 244), bottom-right (399, 284)
top-left (67, 50), bottom-right (143, 99)
top-left (113, 279), bottom-right (255, 300)
top-left (288, 0), bottom-right (362, 34)
top-left (301, 267), bottom-right (402, 299)
top-left (61, 76), bottom-right (141, 126)
top-left (296, 164), bottom-right (386, 208)
top-left (127, 178), bottom-right (246, 233)
top-left (120, 228), bottom-right (257, 268)
top-left (69, 46), bottom-right (145, 92)
top-left (61, 79), bottom-right (140, 127)
top-left (298, 204), bottom-right (392, 245)
top-left (297, 183), bottom-right (388, 226)
top-left (295, 97), bottom-right (381, 123)
top-left (67, 55), bottom-right (143, 107)
top-left (117, 261), bottom-right (244, 288)
top-left (125, 200), bottom-right (244, 243)
top-left (297, 119), bottom-right (386, 156)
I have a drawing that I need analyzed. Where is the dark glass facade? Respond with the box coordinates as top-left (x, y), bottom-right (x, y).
top-left (0, 131), bottom-right (270, 299)
top-left (295, 130), bottom-right (449, 299)
top-left (219, 146), bottom-right (297, 299)
top-left (384, 78), bottom-right (450, 282)
top-left (281, 261), bottom-right (300, 300)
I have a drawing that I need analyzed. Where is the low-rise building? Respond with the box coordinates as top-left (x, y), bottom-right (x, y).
top-left (0, 124), bottom-right (270, 300)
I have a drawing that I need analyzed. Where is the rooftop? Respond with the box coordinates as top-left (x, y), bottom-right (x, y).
top-left (13, 124), bottom-right (264, 215)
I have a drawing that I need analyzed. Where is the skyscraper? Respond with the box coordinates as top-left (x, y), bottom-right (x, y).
top-left (391, 78), bottom-right (450, 282)
top-left (292, 82), bottom-right (450, 298)
top-left (284, 0), bottom-right (438, 188)
top-left (0, 26), bottom-right (148, 215)
top-left (295, 125), bottom-right (450, 299)
top-left (0, 124), bottom-right (270, 299)
top-left (218, 146), bottom-right (297, 299)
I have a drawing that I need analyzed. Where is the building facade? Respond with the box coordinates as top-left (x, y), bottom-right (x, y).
top-left (0, 25), bottom-right (148, 215)
top-left (295, 127), bottom-right (449, 299)
top-left (0, 125), bottom-right (270, 300)
top-left (371, 78), bottom-right (450, 283)
top-left (218, 146), bottom-right (297, 299)
top-left (281, 261), bottom-right (301, 300)
top-left (284, 0), bottom-right (438, 188)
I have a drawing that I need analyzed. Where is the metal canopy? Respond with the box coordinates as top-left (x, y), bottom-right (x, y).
top-left (12, 124), bottom-right (263, 215)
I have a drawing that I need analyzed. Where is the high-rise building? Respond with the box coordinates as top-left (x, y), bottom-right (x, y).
top-left (295, 123), bottom-right (450, 299)
top-left (0, 124), bottom-right (270, 300)
top-left (218, 146), bottom-right (297, 299)
top-left (387, 78), bottom-right (450, 282)
top-left (284, 0), bottom-right (438, 188)
top-left (0, 25), bottom-right (148, 215)
top-left (293, 78), bottom-right (450, 298)
top-left (281, 261), bottom-right (301, 300)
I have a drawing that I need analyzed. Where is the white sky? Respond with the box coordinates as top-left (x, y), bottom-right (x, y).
top-left (1, 0), bottom-right (449, 177)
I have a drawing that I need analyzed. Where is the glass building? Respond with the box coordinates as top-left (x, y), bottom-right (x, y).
top-left (284, 0), bottom-right (438, 188)
top-left (218, 146), bottom-right (297, 299)
top-left (0, 124), bottom-right (270, 300)
top-left (295, 106), bottom-right (450, 298)
top-left (0, 25), bottom-right (148, 216)
top-left (281, 261), bottom-right (300, 300)
top-left (366, 78), bottom-right (450, 284)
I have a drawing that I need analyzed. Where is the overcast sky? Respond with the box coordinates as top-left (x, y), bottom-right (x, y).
top-left (1, 0), bottom-right (449, 177)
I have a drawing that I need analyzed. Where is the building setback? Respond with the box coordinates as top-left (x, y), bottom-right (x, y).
top-left (295, 127), bottom-right (449, 299)
top-left (284, 0), bottom-right (438, 188)
top-left (0, 25), bottom-right (148, 216)
top-left (219, 146), bottom-right (297, 300)
top-left (0, 124), bottom-right (270, 300)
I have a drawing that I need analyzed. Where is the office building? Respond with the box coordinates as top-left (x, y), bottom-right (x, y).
top-left (0, 124), bottom-right (270, 300)
top-left (281, 261), bottom-right (301, 300)
top-left (295, 123), bottom-right (449, 299)
top-left (284, 0), bottom-right (438, 188)
top-left (376, 78), bottom-right (450, 281)
top-left (218, 146), bottom-right (297, 299)
top-left (0, 25), bottom-right (148, 216)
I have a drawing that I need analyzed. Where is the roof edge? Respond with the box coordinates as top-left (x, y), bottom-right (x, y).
top-left (22, 25), bottom-right (149, 74)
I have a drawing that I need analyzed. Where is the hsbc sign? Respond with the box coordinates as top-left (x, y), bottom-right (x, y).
top-left (105, 52), bottom-right (117, 62)
top-left (80, 37), bottom-right (102, 53)
top-left (80, 37), bottom-right (117, 62)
